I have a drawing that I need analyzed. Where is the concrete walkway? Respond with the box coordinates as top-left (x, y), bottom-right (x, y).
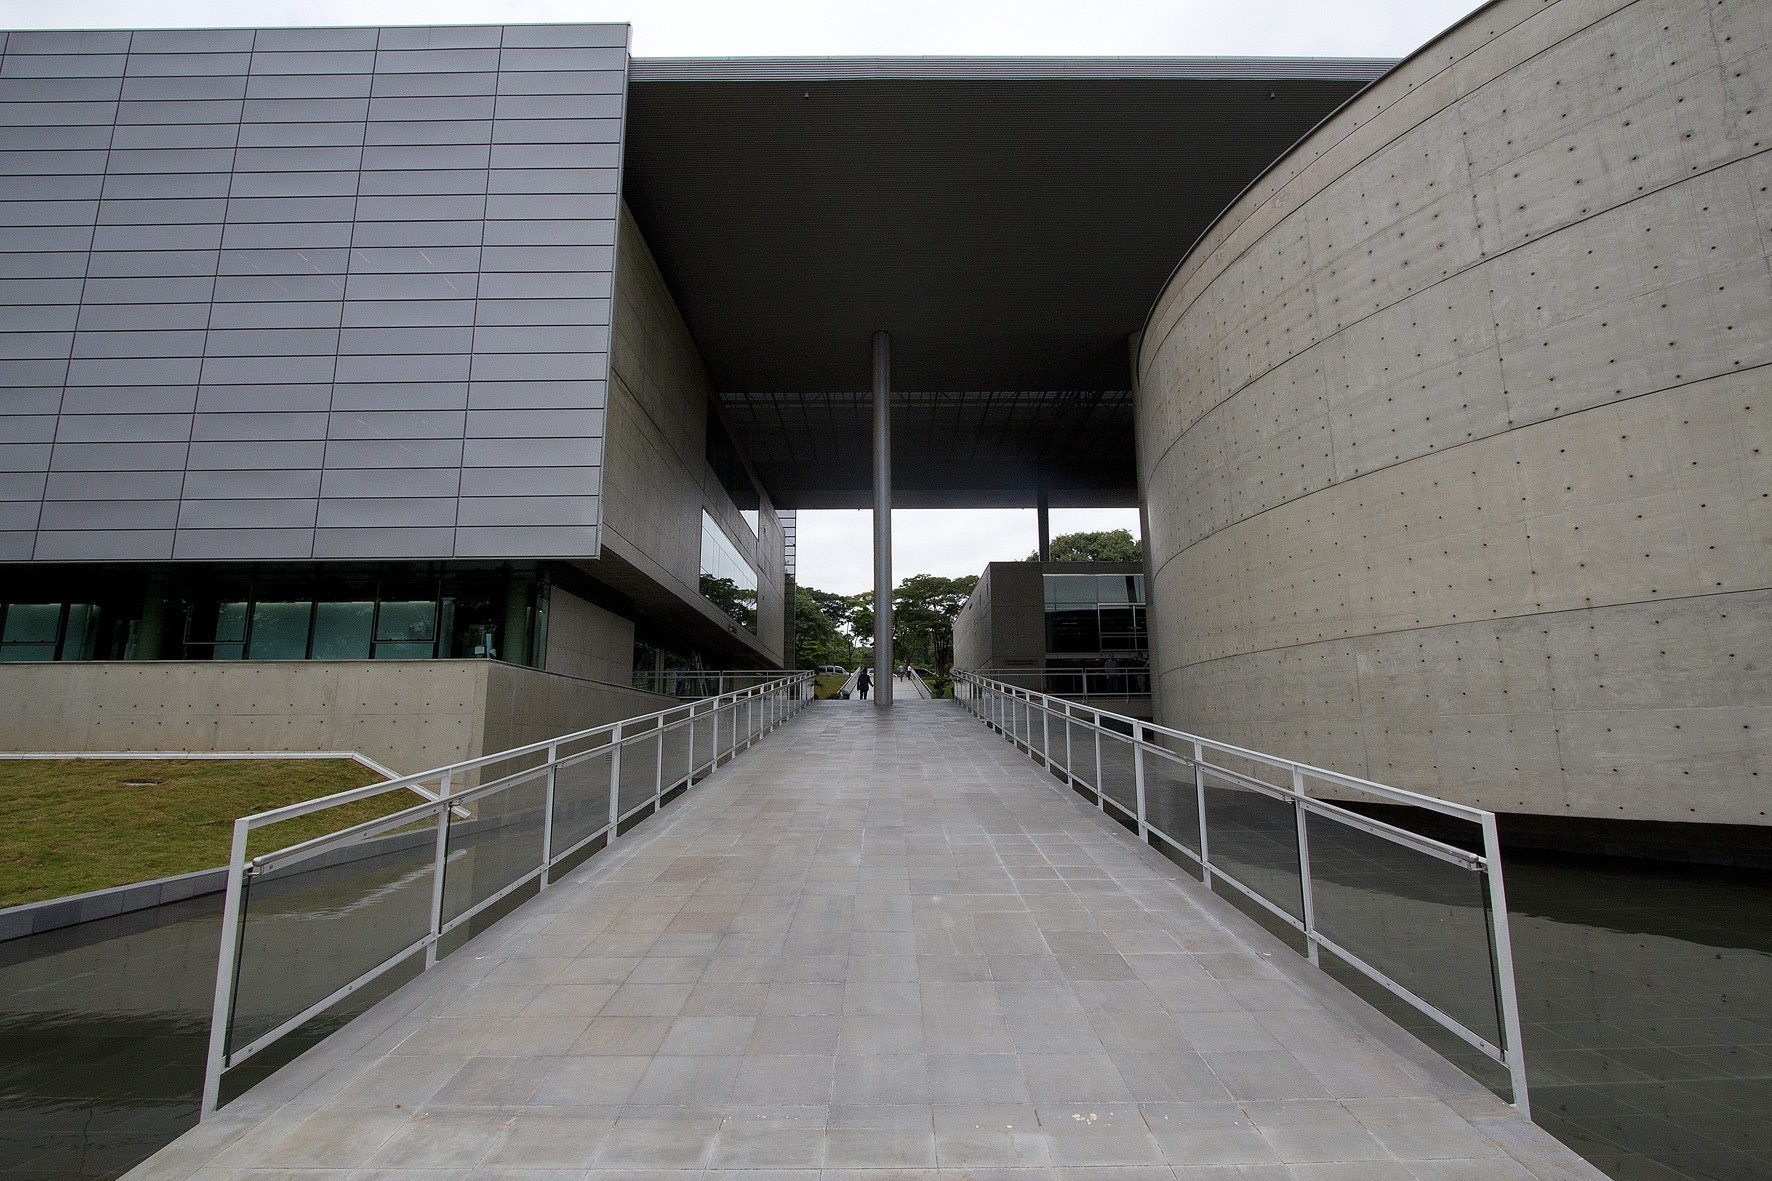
top-left (127, 699), bottom-right (1603, 1181)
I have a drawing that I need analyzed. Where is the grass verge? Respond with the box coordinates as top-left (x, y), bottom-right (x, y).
top-left (0, 758), bottom-right (418, 909)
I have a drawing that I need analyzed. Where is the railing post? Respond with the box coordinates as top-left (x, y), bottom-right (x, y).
top-left (712, 700), bottom-right (721, 767)
top-left (1193, 741), bottom-right (1211, 887)
top-left (1482, 811), bottom-right (1532, 1119)
top-left (652, 719), bottom-right (664, 805)
top-left (688, 710), bottom-right (697, 781)
top-left (1041, 704), bottom-right (1051, 768)
top-left (200, 815), bottom-right (252, 1119)
top-left (425, 769), bottom-right (452, 968)
top-left (1063, 703), bottom-right (1074, 782)
top-left (540, 743), bottom-right (558, 889)
top-left (1094, 718), bottom-right (1104, 809)
top-left (1292, 766), bottom-right (1318, 966)
top-left (1134, 722), bottom-right (1148, 841)
top-left (607, 724), bottom-right (623, 843)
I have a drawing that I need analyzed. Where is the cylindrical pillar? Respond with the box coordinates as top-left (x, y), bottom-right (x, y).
top-left (872, 331), bottom-right (893, 706)
top-left (1036, 486), bottom-right (1051, 563)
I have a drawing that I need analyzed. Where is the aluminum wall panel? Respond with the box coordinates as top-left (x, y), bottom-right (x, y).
top-left (0, 23), bottom-right (626, 563)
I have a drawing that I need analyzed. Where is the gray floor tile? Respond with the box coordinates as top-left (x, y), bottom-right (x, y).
top-left (131, 702), bottom-right (1598, 1181)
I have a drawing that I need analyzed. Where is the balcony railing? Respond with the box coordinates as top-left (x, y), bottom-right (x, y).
top-left (201, 671), bottom-right (814, 1117)
top-left (953, 670), bottom-right (1531, 1118)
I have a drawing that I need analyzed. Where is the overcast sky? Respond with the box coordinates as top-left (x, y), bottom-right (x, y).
top-left (4, 0), bottom-right (1487, 58)
top-left (0, 0), bottom-right (1490, 595)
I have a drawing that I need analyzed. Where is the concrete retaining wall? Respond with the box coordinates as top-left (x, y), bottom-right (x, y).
top-left (0, 660), bottom-right (673, 774)
top-left (1136, 0), bottom-right (1771, 825)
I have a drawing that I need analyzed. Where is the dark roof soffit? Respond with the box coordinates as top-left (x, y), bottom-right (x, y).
top-left (630, 56), bottom-right (1396, 82)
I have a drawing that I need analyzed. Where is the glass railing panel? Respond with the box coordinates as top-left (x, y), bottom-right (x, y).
top-left (1307, 811), bottom-right (1502, 1048)
top-left (1028, 704), bottom-right (1048, 761)
top-left (1200, 771), bottom-right (1304, 922)
top-left (1065, 719), bottom-right (1096, 788)
top-left (1098, 728), bottom-right (1138, 818)
top-left (692, 709), bottom-right (715, 774)
top-left (661, 717), bottom-right (693, 792)
top-left (551, 747), bottom-right (612, 854)
top-left (441, 773), bottom-right (548, 928)
top-left (618, 728), bottom-right (662, 816)
top-left (229, 810), bottom-right (438, 1052)
top-left (1143, 745), bottom-right (1200, 860)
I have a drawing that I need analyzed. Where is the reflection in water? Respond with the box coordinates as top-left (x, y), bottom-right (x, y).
top-left (1504, 855), bottom-right (1772, 1181)
top-left (1309, 851), bottom-right (1772, 1181)
top-left (0, 897), bottom-right (217, 1181)
top-left (2, 831), bottom-right (1767, 1181)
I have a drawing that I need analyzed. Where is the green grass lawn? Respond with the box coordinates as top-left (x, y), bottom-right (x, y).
top-left (0, 758), bottom-right (421, 908)
top-left (814, 673), bottom-right (851, 699)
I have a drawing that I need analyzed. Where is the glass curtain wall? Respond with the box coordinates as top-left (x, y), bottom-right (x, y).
top-left (1042, 573), bottom-right (1149, 693)
top-left (699, 510), bottom-right (759, 634)
top-left (0, 564), bottom-right (548, 665)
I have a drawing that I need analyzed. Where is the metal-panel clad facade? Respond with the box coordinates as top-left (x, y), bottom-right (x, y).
top-left (0, 24), bottom-right (627, 564)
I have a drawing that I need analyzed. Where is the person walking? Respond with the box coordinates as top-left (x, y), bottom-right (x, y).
top-left (856, 667), bottom-right (872, 700)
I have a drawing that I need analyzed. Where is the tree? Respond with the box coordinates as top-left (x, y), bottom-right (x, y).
top-left (1026, 528), bottom-right (1142, 563)
top-left (891, 572), bottom-right (978, 673)
top-left (793, 585), bottom-right (842, 668)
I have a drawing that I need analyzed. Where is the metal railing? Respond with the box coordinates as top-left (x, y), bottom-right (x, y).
top-left (953, 671), bottom-right (1531, 1118)
top-left (631, 668), bottom-right (784, 697)
top-left (965, 665), bottom-right (1153, 703)
top-left (201, 671), bottom-right (814, 1117)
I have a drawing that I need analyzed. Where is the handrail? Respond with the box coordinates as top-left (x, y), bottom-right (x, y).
top-left (952, 669), bottom-right (1530, 1118)
top-left (201, 670), bottom-right (815, 1117)
top-left (963, 665), bottom-right (1153, 700)
top-left (956, 668), bottom-right (1486, 822)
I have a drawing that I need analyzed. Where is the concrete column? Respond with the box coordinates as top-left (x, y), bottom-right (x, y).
top-left (872, 331), bottom-right (893, 706)
top-left (1036, 487), bottom-right (1051, 562)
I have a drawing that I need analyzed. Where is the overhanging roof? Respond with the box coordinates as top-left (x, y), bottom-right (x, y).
top-left (621, 57), bottom-right (1390, 508)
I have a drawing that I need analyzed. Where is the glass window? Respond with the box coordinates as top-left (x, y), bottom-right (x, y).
top-left (0, 603), bottom-right (60, 661)
top-left (374, 600), bottom-right (437, 659)
top-left (312, 601), bottom-right (373, 659)
top-left (1046, 609), bottom-right (1100, 653)
top-left (699, 509), bottom-right (758, 633)
top-left (61, 604), bottom-right (99, 661)
top-left (195, 602), bottom-right (248, 656)
top-left (446, 592), bottom-right (501, 660)
top-left (1097, 574), bottom-right (1137, 604)
top-left (1044, 574), bottom-right (1100, 608)
top-left (248, 601), bottom-right (312, 660)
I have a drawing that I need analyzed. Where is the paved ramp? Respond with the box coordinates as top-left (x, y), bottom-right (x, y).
top-left (127, 699), bottom-right (1602, 1180)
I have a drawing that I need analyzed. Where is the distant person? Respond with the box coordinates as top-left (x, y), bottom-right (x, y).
top-left (1105, 655), bottom-right (1122, 694)
top-left (856, 667), bottom-right (872, 699)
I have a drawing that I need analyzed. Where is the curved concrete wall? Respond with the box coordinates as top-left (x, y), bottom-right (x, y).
top-left (1136, 0), bottom-right (1770, 825)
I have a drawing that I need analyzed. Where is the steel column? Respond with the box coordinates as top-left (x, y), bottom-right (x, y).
top-left (872, 330), bottom-right (893, 706)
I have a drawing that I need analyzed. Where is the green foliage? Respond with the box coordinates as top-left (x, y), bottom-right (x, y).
top-left (892, 572), bottom-right (978, 673)
top-left (794, 585), bottom-right (848, 668)
top-left (792, 574), bottom-right (978, 675)
top-left (0, 759), bottom-right (410, 907)
top-left (699, 573), bottom-right (758, 631)
top-left (1026, 528), bottom-right (1143, 563)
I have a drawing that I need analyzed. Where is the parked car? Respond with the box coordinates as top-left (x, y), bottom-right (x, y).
top-left (817, 664), bottom-right (847, 674)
